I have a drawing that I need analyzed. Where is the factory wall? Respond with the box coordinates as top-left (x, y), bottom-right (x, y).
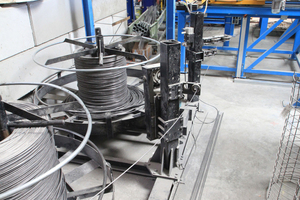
top-left (0, 0), bottom-right (127, 101)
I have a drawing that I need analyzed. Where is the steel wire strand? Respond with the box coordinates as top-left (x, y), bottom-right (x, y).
top-left (0, 82), bottom-right (92, 199)
top-left (0, 108), bottom-right (67, 200)
top-left (65, 53), bottom-right (144, 119)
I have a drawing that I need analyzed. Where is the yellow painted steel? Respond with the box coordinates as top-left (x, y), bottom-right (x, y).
top-left (208, 0), bottom-right (265, 5)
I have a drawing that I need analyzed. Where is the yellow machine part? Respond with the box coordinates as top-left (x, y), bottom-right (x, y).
top-left (208, 0), bottom-right (265, 5)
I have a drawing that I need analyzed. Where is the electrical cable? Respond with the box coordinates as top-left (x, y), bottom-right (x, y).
top-left (88, 92), bottom-right (198, 200)
top-left (0, 103), bottom-right (67, 200)
top-left (0, 82), bottom-right (92, 199)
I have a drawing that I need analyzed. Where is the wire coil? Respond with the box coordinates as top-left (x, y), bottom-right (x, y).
top-left (71, 53), bottom-right (144, 119)
top-left (0, 103), bottom-right (67, 199)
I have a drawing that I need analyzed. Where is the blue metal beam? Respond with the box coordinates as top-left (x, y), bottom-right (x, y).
top-left (292, 20), bottom-right (300, 59)
top-left (82, 0), bottom-right (95, 42)
top-left (198, 6), bottom-right (300, 18)
top-left (259, 18), bottom-right (268, 39)
top-left (280, 19), bottom-right (299, 40)
top-left (246, 23), bottom-right (300, 71)
top-left (177, 11), bottom-right (188, 72)
top-left (127, 0), bottom-right (135, 24)
top-left (248, 19), bottom-right (283, 49)
top-left (166, 0), bottom-right (175, 39)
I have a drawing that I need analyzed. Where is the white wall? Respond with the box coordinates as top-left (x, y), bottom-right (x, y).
top-left (0, 0), bottom-right (128, 101)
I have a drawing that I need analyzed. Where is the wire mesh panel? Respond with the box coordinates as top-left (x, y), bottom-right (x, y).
top-left (267, 77), bottom-right (300, 200)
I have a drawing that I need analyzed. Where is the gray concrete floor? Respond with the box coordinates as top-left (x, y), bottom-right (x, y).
top-left (200, 75), bottom-right (290, 200)
top-left (70, 21), bottom-right (298, 199)
top-left (200, 21), bottom-right (297, 199)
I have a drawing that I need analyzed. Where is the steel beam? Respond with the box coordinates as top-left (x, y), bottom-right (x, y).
top-left (166, 0), bottom-right (175, 39)
top-left (246, 23), bottom-right (300, 71)
top-left (236, 16), bottom-right (250, 78)
top-left (82, 0), bottom-right (95, 42)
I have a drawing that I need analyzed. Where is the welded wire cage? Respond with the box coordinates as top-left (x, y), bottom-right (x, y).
top-left (267, 76), bottom-right (300, 200)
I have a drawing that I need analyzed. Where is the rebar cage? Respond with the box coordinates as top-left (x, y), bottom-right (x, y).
top-left (267, 75), bottom-right (300, 200)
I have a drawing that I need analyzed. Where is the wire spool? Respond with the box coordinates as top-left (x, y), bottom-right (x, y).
top-left (69, 52), bottom-right (144, 119)
top-left (0, 103), bottom-right (67, 199)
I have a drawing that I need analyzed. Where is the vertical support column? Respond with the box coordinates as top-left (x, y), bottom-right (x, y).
top-left (159, 40), bottom-right (182, 171)
top-left (292, 20), bottom-right (300, 60)
top-left (236, 16), bottom-right (250, 78)
top-left (142, 0), bottom-right (156, 12)
top-left (177, 11), bottom-right (187, 72)
top-left (82, 0), bottom-right (95, 42)
top-left (166, 0), bottom-right (175, 39)
top-left (127, 0), bottom-right (135, 24)
top-left (259, 18), bottom-right (268, 39)
top-left (188, 12), bottom-right (204, 102)
top-left (224, 17), bottom-right (234, 47)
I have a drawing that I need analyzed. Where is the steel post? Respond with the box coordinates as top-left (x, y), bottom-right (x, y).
top-left (82, 0), bottom-right (95, 42)
top-left (160, 40), bottom-right (182, 170)
top-left (166, 0), bottom-right (175, 39)
top-left (188, 12), bottom-right (204, 101)
top-left (236, 16), bottom-right (250, 78)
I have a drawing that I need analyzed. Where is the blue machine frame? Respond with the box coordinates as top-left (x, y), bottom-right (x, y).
top-left (172, 5), bottom-right (300, 77)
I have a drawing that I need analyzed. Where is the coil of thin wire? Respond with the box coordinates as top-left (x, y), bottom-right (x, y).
top-left (69, 53), bottom-right (144, 119)
top-left (0, 103), bottom-right (67, 199)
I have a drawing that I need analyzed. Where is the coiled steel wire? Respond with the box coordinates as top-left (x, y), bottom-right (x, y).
top-left (71, 53), bottom-right (144, 119)
top-left (0, 103), bottom-right (67, 200)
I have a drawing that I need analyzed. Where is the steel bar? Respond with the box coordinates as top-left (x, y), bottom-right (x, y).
top-left (3, 102), bottom-right (46, 121)
top-left (64, 38), bottom-right (94, 49)
top-left (45, 49), bottom-right (97, 65)
top-left (7, 120), bottom-right (65, 128)
top-left (105, 48), bottom-right (147, 61)
top-left (190, 112), bottom-right (223, 200)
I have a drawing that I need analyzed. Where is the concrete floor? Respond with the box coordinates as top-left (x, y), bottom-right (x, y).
top-left (200, 75), bottom-right (291, 200)
top-left (68, 21), bottom-right (299, 199)
top-left (200, 21), bottom-right (297, 199)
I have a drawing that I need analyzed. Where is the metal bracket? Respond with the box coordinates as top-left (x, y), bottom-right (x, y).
top-left (158, 117), bottom-right (183, 142)
top-left (182, 82), bottom-right (201, 96)
top-left (186, 50), bottom-right (203, 63)
top-left (168, 83), bottom-right (183, 100)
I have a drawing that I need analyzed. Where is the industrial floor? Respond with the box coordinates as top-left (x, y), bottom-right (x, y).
top-left (201, 20), bottom-right (296, 199)
top-left (70, 20), bottom-right (298, 199)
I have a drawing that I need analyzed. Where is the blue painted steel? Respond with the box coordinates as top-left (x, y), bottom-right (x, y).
top-left (142, 0), bottom-right (156, 12)
top-left (292, 20), bottom-right (300, 59)
top-left (246, 23), bottom-right (300, 71)
top-left (127, 0), bottom-right (135, 24)
top-left (224, 17), bottom-right (234, 46)
top-left (198, 6), bottom-right (300, 18)
top-left (166, 0), bottom-right (175, 39)
top-left (202, 64), bottom-right (236, 72)
top-left (279, 19), bottom-right (299, 40)
top-left (203, 46), bottom-right (294, 54)
top-left (259, 18), bottom-right (268, 39)
top-left (238, 16), bottom-right (250, 77)
top-left (248, 19), bottom-right (283, 49)
top-left (173, 5), bottom-right (300, 76)
top-left (177, 11), bottom-right (188, 72)
top-left (82, 0), bottom-right (95, 42)
top-left (243, 69), bottom-right (299, 76)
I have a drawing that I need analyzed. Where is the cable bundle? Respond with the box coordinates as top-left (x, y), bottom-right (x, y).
top-left (73, 54), bottom-right (144, 119)
top-left (0, 104), bottom-right (67, 199)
